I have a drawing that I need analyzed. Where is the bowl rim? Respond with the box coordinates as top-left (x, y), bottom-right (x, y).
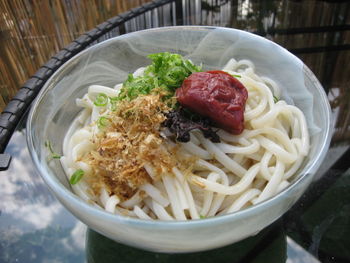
top-left (26, 25), bottom-right (333, 228)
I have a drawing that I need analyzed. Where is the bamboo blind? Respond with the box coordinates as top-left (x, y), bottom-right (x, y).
top-left (0, 0), bottom-right (151, 111)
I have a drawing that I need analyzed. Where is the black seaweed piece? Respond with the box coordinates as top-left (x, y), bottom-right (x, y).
top-left (163, 107), bottom-right (220, 143)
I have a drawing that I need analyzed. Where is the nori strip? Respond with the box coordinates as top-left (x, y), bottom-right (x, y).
top-left (163, 107), bottom-right (220, 143)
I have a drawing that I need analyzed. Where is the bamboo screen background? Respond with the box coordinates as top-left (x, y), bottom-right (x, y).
top-left (0, 0), bottom-right (151, 111)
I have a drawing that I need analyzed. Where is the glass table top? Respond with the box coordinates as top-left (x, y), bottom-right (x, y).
top-left (1, 0), bottom-right (349, 262)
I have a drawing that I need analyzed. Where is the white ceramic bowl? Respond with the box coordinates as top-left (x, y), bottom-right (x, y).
top-left (27, 26), bottom-right (332, 253)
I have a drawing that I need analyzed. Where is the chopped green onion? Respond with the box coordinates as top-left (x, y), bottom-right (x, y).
top-left (51, 153), bottom-right (61, 159)
top-left (199, 214), bottom-right (206, 219)
top-left (273, 95), bottom-right (279, 103)
top-left (163, 66), bottom-right (188, 87)
top-left (118, 52), bottom-right (201, 102)
top-left (109, 96), bottom-right (119, 101)
top-left (183, 60), bottom-right (201, 73)
top-left (97, 116), bottom-right (109, 129)
top-left (231, 74), bottom-right (241, 78)
top-left (94, 93), bottom-right (108, 106)
top-left (45, 140), bottom-right (61, 159)
top-left (69, 169), bottom-right (84, 185)
top-left (110, 101), bottom-right (117, 111)
top-left (109, 96), bottom-right (119, 111)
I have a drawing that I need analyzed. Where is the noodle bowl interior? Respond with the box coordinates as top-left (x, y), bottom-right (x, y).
top-left (59, 57), bottom-right (310, 221)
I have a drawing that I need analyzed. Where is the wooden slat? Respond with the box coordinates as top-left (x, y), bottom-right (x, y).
top-left (0, 0), bottom-right (152, 112)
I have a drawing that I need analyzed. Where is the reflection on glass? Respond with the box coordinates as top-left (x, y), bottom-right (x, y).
top-left (86, 220), bottom-right (286, 263)
top-left (0, 116), bottom-right (86, 262)
top-left (285, 168), bottom-right (350, 262)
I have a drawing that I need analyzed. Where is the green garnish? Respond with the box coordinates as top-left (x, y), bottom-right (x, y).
top-left (69, 169), bottom-right (84, 185)
top-left (109, 96), bottom-right (119, 111)
top-left (97, 116), bottom-right (109, 129)
top-left (118, 74), bottom-right (158, 101)
top-left (273, 95), bottom-right (279, 103)
top-left (117, 52), bottom-right (201, 101)
top-left (94, 93), bottom-right (108, 106)
top-left (147, 52), bottom-right (201, 88)
top-left (52, 154), bottom-right (61, 159)
top-left (199, 214), bottom-right (206, 219)
top-left (44, 140), bottom-right (61, 159)
top-left (231, 74), bottom-right (241, 78)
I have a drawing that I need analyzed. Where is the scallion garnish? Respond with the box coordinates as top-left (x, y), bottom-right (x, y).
top-left (69, 169), bottom-right (84, 185)
top-left (97, 116), bottom-right (109, 129)
top-left (199, 214), bottom-right (206, 219)
top-left (232, 74), bottom-right (241, 78)
top-left (109, 96), bottom-right (119, 111)
top-left (94, 93), bottom-right (108, 106)
top-left (117, 52), bottom-right (201, 102)
top-left (44, 140), bottom-right (61, 159)
top-left (109, 96), bottom-right (119, 102)
top-left (51, 154), bottom-right (61, 159)
top-left (273, 95), bottom-right (279, 103)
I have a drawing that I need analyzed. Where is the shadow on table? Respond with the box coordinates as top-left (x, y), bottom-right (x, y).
top-left (85, 219), bottom-right (286, 263)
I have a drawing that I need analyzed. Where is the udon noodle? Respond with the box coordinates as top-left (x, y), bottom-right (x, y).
top-left (60, 58), bottom-right (309, 220)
